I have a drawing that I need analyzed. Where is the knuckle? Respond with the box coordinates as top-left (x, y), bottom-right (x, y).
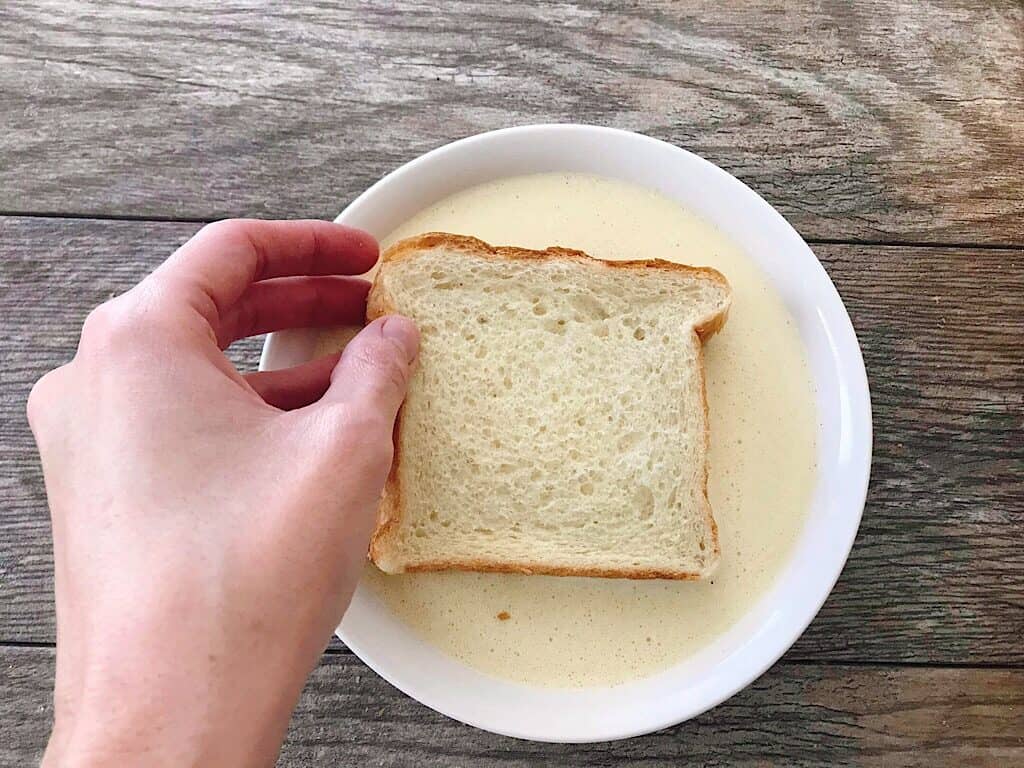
top-left (357, 432), bottom-right (395, 470)
top-left (322, 405), bottom-right (395, 464)
top-left (26, 380), bottom-right (47, 425)
top-left (78, 284), bottom-right (179, 353)
top-left (357, 433), bottom-right (396, 473)
top-left (196, 219), bottom-right (260, 257)
top-left (81, 301), bottom-right (116, 336)
top-left (199, 218), bottom-right (246, 241)
top-left (80, 297), bottom-right (140, 347)
top-left (26, 366), bottom-right (70, 428)
top-left (353, 340), bottom-right (411, 397)
top-left (351, 410), bottom-right (395, 446)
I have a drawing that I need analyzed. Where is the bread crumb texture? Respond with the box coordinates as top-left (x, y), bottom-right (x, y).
top-left (370, 234), bottom-right (730, 580)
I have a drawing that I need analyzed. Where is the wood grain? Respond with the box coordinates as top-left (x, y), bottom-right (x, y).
top-left (1, 0), bottom-right (1021, 244)
top-left (2, 646), bottom-right (1021, 767)
top-left (0, 217), bottom-right (264, 644)
top-left (1, 215), bottom-right (1021, 663)
top-left (791, 242), bottom-right (1024, 661)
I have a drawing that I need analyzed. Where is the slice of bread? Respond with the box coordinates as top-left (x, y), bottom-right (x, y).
top-left (367, 233), bottom-right (731, 580)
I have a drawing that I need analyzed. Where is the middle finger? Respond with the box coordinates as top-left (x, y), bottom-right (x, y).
top-left (216, 275), bottom-right (370, 348)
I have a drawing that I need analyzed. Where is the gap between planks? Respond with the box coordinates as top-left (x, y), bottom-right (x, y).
top-left (0, 211), bottom-right (1022, 252)
top-left (2, 638), bottom-right (1022, 671)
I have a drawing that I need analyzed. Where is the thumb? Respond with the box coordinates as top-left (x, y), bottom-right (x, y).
top-left (323, 315), bottom-right (420, 423)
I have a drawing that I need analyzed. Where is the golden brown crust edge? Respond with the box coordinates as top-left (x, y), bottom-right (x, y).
top-left (404, 558), bottom-right (706, 580)
top-left (695, 335), bottom-right (722, 568)
top-left (365, 281), bottom-right (404, 568)
top-left (381, 232), bottom-right (731, 341)
top-left (367, 231), bottom-right (729, 579)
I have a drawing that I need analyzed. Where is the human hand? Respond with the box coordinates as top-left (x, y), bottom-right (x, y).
top-left (28, 219), bottom-right (419, 767)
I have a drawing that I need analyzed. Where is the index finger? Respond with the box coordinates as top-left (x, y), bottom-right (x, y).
top-left (154, 218), bottom-right (379, 326)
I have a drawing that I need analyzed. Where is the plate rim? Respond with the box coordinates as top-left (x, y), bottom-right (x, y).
top-left (260, 123), bottom-right (873, 743)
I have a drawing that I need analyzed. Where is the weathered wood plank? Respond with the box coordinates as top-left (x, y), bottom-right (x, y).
top-left (1, 216), bottom-right (1021, 662)
top-left (2, 646), bottom-right (1021, 767)
top-left (1, 0), bottom-right (1021, 243)
top-left (0, 217), bottom-right (264, 645)
top-left (791, 242), bottom-right (1024, 661)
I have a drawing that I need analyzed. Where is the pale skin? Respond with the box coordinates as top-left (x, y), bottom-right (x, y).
top-left (27, 219), bottom-right (420, 767)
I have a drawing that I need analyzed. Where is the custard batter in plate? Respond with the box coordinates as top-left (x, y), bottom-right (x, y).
top-left (317, 172), bottom-right (818, 688)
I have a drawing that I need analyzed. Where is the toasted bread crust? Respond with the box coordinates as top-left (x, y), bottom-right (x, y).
top-left (378, 232), bottom-right (730, 340)
top-left (404, 558), bottom-right (706, 580)
top-left (367, 232), bottom-right (730, 579)
top-left (365, 278), bottom-right (404, 568)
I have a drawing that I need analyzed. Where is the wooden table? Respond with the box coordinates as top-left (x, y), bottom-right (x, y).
top-left (2, 2), bottom-right (1022, 764)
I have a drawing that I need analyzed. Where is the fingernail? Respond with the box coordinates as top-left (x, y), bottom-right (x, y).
top-left (380, 315), bottom-right (420, 364)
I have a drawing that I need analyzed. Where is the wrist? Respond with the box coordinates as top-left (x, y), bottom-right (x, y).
top-left (45, 707), bottom-right (291, 768)
top-left (44, 656), bottom-right (301, 768)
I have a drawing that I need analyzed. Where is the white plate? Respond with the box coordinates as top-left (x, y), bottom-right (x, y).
top-left (260, 125), bottom-right (872, 743)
